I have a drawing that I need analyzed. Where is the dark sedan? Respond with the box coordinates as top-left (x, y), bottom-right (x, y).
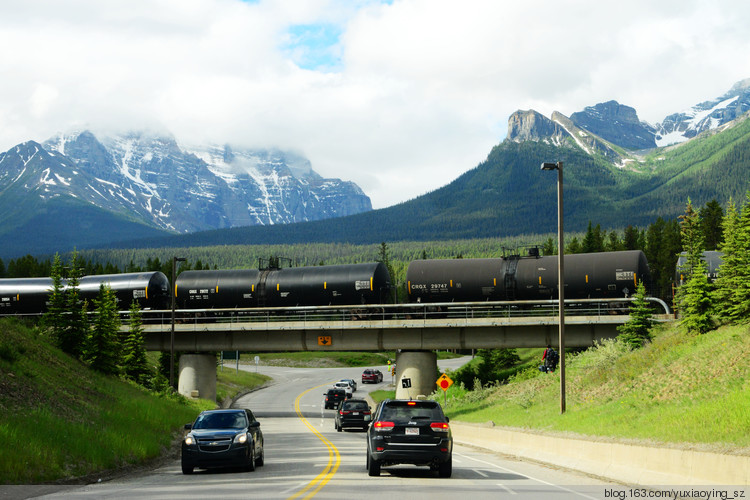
top-left (181, 409), bottom-right (264, 474)
top-left (366, 399), bottom-right (452, 477)
top-left (334, 399), bottom-right (372, 431)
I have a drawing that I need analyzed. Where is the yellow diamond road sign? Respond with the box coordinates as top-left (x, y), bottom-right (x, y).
top-left (437, 373), bottom-right (453, 391)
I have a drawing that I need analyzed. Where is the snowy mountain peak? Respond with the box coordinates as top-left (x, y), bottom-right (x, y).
top-left (654, 79), bottom-right (750, 146)
top-left (14, 129), bottom-right (372, 234)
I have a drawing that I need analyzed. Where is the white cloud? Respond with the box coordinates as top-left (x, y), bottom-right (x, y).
top-left (1, 0), bottom-right (748, 208)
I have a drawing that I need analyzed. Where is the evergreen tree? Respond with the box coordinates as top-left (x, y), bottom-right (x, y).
top-left (0, 258), bottom-right (5, 278)
top-left (699, 199), bottom-right (724, 250)
top-left (617, 281), bottom-right (653, 349)
top-left (712, 198), bottom-right (742, 321)
top-left (121, 301), bottom-right (152, 386)
top-left (541, 237), bottom-right (556, 256)
top-left (582, 221), bottom-right (605, 253)
top-left (58, 251), bottom-right (88, 359)
top-left (606, 230), bottom-right (624, 252)
top-left (377, 242), bottom-right (396, 301)
top-left (676, 200), bottom-right (713, 334)
top-left (565, 237), bottom-right (582, 254)
top-left (623, 225), bottom-right (641, 251)
top-left (44, 254), bottom-right (68, 349)
top-left (475, 348), bottom-right (521, 383)
top-left (84, 284), bottom-right (121, 375)
top-left (729, 192), bottom-right (750, 320)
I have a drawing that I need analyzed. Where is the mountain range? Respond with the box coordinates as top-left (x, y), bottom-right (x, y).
top-left (0, 131), bottom-right (371, 257)
top-left (1, 78), bottom-right (750, 259)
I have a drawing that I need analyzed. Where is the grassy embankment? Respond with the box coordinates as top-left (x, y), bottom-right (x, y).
top-left (438, 322), bottom-right (750, 452)
top-left (0, 318), bottom-right (268, 484)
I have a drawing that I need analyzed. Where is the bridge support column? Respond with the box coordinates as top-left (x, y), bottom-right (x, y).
top-left (178, 354), bottom-right (217, 402)
top-left (395, 350), bottom-right (438, 400)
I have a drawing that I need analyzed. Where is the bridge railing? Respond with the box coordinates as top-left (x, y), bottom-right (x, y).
top-left (129, 297), bottom-right (672, 328)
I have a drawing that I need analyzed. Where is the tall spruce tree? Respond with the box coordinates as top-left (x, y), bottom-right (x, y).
top-left (676, 199), bottom-right (713, 334)
top-left (712, 198), bottom-right (742, 322)
top-left (122, 301), bottom-right (152, 386)
top-left (617, 281), bottom-right (653, 348)
top-left (56, 251), bottom-right (88, 359)
top-left (84, 284), bottom-right (121, 375)
top-left (44, 253), bottom-right (68, 348)
top-left (730, 192), bottom-right (750, 321)
top-left (699, 199), bottom-right (724, 251)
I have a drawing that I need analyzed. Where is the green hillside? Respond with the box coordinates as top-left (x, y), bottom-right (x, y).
top-left (442, 322), bottom-right (750, 450)
top-left (0, 319), bottom-right (213, 484)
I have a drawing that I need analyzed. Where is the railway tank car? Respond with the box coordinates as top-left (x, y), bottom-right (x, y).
top-left (0, 271), bottom-right (170, 315)
top-left (406, 250), bottom-right (651, 303)
top-left (175, 262), bottom-right (392, 309)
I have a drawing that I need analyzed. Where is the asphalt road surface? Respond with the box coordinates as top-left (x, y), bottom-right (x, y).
top-left (14, 357), bottom-right (619, 500)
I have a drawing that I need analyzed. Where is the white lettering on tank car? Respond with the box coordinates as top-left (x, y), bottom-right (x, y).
top-left (615, 271), bottom-right (634, 280)
top-left (355, 280), bottom-right (370, 290)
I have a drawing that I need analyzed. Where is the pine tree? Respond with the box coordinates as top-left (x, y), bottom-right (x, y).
top-left (57, 251), bottom-right (88, 359)
top-left (699, 199), bottom-right (724, 250)
top-left (121, 301), bottom-right (152, 386)
top-left (84, 284), bottom-right (121, 375)
top-left (617, 281), bottom-right (653, 348)
top-left (729, 192), bottom-right (750, 321)
top-left (712, 198), bottom-right (741, 321)
top-left (44, 254), bottom-right (68, 348)
top-left (676, 199), bottom-right (713, 334)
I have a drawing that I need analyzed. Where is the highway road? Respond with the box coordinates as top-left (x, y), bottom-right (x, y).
top-left (21, 357), bottom-right (616, 500)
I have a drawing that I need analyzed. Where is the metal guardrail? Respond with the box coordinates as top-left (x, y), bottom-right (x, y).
top-left (129, 297), bottom-right (672, 329)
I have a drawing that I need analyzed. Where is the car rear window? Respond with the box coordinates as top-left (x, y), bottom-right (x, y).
top-left (344, 401), bottom-right (369, 411)
top-left (378, 401), bottom-right (443, 422)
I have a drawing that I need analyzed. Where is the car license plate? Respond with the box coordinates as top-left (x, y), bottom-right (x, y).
top-left (353, 412), bottom-right (359, 415)
top-left (405, 428), bottom-right (419, 435)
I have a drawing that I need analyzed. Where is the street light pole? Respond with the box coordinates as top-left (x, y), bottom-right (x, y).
top-left (170, 256), bottom-right (187, 389)
top-left (541, 161), bottom-right (565, 414)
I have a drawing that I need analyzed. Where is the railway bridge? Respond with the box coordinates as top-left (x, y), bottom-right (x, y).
top-left (133, 298), bottom-right (672, 401)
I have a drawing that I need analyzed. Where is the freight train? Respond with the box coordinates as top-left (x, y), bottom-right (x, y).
top-left (0, 272), bottom-right (171, 314)
top-left (0, 250), bottom-right (651, 316)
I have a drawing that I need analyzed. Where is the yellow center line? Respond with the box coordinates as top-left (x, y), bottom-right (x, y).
top-left (286, 382), bottom-right (341, 500)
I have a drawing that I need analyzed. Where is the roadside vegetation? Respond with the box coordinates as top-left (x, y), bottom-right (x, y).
top-left (437, 322), bottom-right (749, 451)
top-left (0, 319), bottom-right (269, 485)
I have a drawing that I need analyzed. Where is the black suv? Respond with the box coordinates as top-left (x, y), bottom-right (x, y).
top-left (324, 388), bottom-right (347, 409)
top-left (335, 398), bottom-right (372, 431)
top-left (181, 409), bottom-right (264, 474)
top-left (366, 399), bottom-right (452, 477)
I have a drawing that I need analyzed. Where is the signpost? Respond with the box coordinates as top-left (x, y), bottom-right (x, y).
top-left (436, 373), bottom-right (453, 407)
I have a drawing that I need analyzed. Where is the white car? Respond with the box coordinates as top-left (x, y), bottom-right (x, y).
top-left (332, 381), bottom-right (353, 398)
top-left (339, 378), bottom-right (357, 391)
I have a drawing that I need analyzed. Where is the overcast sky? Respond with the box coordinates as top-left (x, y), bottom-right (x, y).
top-left (1, 0), bottom-right (749, 209)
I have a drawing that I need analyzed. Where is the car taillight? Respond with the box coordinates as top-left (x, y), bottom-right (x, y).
top-left (363, 411), bottom-right (371, 415)
top-left (340, 410), bottom-right (350, 415)
top-left (373, 421), bottom-right (394, 431)
top-left (430, 422), bottom-right (450, 432)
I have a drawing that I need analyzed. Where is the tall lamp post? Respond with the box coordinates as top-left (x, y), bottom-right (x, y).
top-left (170, 256), bottom-right (187, 389)
top-left (541, 161), bottom-right (565, 414)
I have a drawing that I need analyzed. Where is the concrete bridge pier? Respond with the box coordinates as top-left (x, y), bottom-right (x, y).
top-left (394, 350), bottom-right (438, 400)
top-left (178, 354), bottom-right (217, 402)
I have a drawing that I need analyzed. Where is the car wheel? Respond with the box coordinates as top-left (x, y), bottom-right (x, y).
top-left (246, 446), bottom-right (256, 472)
top-left (181, 463), bottom-right (194, 475)
top-left (438, 458), bottom-right (452, 478)
top-left (336, 423), bottom-right (342, 432)
top-left (255, 445), bottom-right (264, 467)
top-left (367, 455), bottom-right (380, 477)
